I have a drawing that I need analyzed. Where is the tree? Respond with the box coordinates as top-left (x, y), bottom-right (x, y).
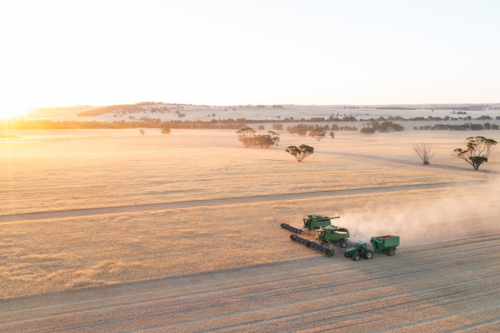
top-left (361, 120), bottom-right (404, 134)
top-left (236, 127), bottom-right (256, 138)
top-left (413, 143), bottom-right (435, 165)
top-left (285, 144), bottom-right (314, 162)
top-left (329, 132), bottom-right (335, 139)
top-left (236, 128), bottom-right (279, 148)
top-left (161, 127), bottom-right (170, 134)
top-left (140, 129), bottom-right (145, 135)
top-left (287, 124), bottom-right (309, 136)
top-left (258, 125), bottom-right (265, 130)
top-left (453, 136), bottom-right (497, 170)
top-left (360, 127), bottom-right (375, 134)
top-left (272, 123), bottom-right (283, 131)
top-left (308, 127), bottom-right (327, 141)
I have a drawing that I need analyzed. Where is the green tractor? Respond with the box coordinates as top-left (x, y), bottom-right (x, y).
top-left (344, 241), bottom-right (373, 261)
top-left (303, 215), bottom-right (339, 230)
top-left (315, 225), bottom-right (350, 248)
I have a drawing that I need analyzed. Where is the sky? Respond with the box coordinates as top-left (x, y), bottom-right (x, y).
top-left (0, 0), bottom-right (499, 118)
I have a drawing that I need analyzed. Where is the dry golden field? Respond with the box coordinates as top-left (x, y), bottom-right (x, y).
top-left (1, 128), bottom-right (499, 332)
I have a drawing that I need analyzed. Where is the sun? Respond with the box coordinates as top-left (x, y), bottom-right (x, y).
top-left (0, 106), bottom-right (28, 120)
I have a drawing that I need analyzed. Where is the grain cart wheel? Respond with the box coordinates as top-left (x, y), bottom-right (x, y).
top-left (364, 250), bottom-right (373, 259)
top-left (353, 253), bottom-right (361, 261)
top-left (387, 248), bottom-right (395, 256)
top-left (340, 241), bottom-right (347, 248)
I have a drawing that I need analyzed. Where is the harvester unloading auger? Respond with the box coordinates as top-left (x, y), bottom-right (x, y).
top-left (290, 234), bottom-right (334, 257)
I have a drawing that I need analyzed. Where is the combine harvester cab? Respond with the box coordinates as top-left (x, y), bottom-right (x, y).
top-left (370, 235), bottom-right (399, 256)
top-left (303, 215), bottom-right (339, 230)
top-left (316, 226), bottom-right (350, 248)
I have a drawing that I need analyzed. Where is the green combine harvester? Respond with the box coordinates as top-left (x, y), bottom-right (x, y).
top-left (315, 225), bottom-right (350, 248)
top-left (281, 214), bottom-right (339, 233)
top-left (303, 215), bottom-right (339, 230)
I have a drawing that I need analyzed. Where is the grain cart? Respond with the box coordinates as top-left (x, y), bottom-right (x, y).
top-left (315, 226), bottom-right (350, 248)
top-left (370, 235), bottom-right (399, 256)
top-left (303, 215), bottom-right (339, 230)
top-left (344, 241), bottom-right (373, 261)
top-left (290, 234), bottom-right (335, 257)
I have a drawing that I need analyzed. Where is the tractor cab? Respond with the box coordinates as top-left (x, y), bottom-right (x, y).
top-left (356, 242), bottom-right (367, 251)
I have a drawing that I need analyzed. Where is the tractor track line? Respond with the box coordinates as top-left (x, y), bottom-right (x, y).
top-left (205, 287), bottom-right (500, 333)
top-left (3, 248), bottom-right (500, 327)
top-left (138, 274), bottom-right (500, 333)
top-left (0, 180), bottom-right (489, 223)
top-left (446, 317), bottom-right (500, 333)
top-left (372, 302), bottom-right (500, 333)
top-left (7, 264), bottom-right (500, 332)
top-left (3, 232), bottom-right (500, 316)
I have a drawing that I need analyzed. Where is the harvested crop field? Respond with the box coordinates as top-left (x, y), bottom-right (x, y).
top-left (1, 129), bottom-right (500, 332)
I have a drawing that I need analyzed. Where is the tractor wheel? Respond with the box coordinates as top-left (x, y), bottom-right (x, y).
top-left (387, 248), bottom-right (395, 256)
top-left (340, 241), bottom-right (347, 248)
top-left (353, 253), bottom-right (361, 261)
top-left (364, 250), bottom-right (373, 259)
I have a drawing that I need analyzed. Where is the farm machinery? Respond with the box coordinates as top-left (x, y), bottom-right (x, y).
top-left (315, 226), bottom-right (350, 248)
top-left (344, 235), bottom-right (399, 261)
top-left (290, 234), bottom-right (335, 257)
top-left (344, 242), bottom-right (373, 261)
top-left (280, 214), bottom-right (339, 234)
top-left (371, 235), bottom-right (399, 256)
top-left (303, 215), bottom-right (339, 230)
top-left (280, 214), bottom-right (400, 259)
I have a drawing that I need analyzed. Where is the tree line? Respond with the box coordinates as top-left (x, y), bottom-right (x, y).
top-left (0, 119), bottom-right (246, 130)
top-left (414, 123), bottom-right (500, 131)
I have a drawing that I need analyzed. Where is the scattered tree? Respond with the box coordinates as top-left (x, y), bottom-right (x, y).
top-left (161, 127), bottom-right (171, 134)
top-left (360, 127), bottom-right (375, 135)
top-left (236, 128), bottom-right (279, 148)
top-left (308, 127), bottom-right (327, 141)
top-left (361, 120), bottom-right (404, 133)
top-left (453, 136), bottom-right (497, 170)
top-left (272, 123), bottom-right (283, 131)
top-left (258, 125), bottom-right (265, 130)
top-left (329, 132), bottom-right (335, 139)
top-left (287, 124), bottom-right (311, 136)
top-left (140, 129), bottom-right (145, 135)
top-left (413, 143), bottom-right (435, 165)
top-left (285, 144), bottom-right (314, 162)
